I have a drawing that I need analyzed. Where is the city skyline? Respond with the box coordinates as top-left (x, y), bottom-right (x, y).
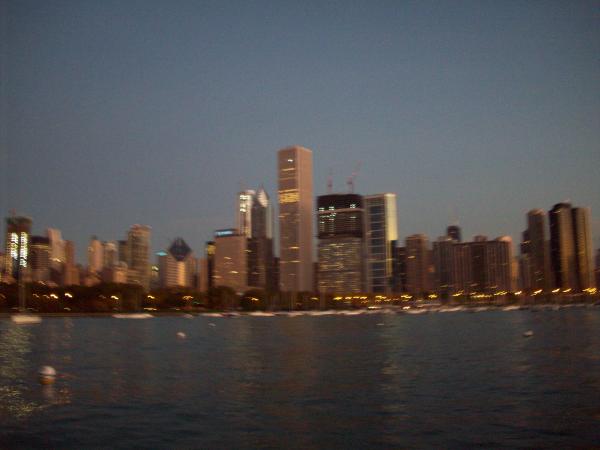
top-left (3, 1), bottom-right (599, 263)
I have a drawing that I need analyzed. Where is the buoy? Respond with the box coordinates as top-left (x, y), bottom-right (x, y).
top-left (523, 330), bottom-right (534, 338)
top-left (38, 366), bottom-right (56, 385)
top-left (176, 331), bottom-right (186, 339)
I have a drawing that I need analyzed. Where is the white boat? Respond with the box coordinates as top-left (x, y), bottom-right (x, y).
top-left (502, 305), bottom-right (520, 311)
top-left (404, 308), bottom-right (428, 315)
top-left (201, 312), bottom-right (224, 318)
top-left (248, 311), bottom-right (275, 317)
top-left (112, 313), bottom-right (153, 319)
top-left (11, 314), bottom-right (42, 324)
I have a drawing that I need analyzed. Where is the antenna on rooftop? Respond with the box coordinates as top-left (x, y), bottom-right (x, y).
top-left (347, 162), bottom-right (362, 193)
top-left (327, 168), bottom-right (333, 194)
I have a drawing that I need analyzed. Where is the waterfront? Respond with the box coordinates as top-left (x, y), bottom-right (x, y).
top-left (1, 308), bottom-right (600, 448)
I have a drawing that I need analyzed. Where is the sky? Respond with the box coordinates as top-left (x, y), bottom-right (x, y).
top-left (2, 0), bottom-right (599, 263)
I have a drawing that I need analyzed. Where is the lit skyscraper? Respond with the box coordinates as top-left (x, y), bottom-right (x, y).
top-left (317, 193), bottom-right (365, 294)
top-left (4, 215), bottom-right (32, 280)
top-left (237, 190), bottom-right (256, 238)
top-left (213, 229), bottom-right (248, 294)
top-left (549, 203), bottom-right (576, 290)
top-left (278, 146), bottom-right (313, 293)
top-left (158, 237), bottom-right (195, 288)
top-left (364, 193), bottom-right (398, 294)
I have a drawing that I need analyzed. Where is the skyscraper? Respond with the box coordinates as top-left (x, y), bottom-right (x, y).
top-left (549, 203), bottom-right (576, 290)
top-left (433, 236), bottom-right (455, 297)
top-left (88, 236), bottom-right (104, 274)
top-left (127, 225), bottom-right (151, 290)
top-left (447, 225), bottom-right (462, 242)
top-left (572, 207), bottom-right (594, 291)
top-left (317, 193), bottom-right (365, 294)
top-left (4, 215), bottom-right (32, 280)
top-left (278, 146), bottom-right (313, 293)
top-left (30, 236), bottom-right (51, 282)
top-left (525, 209), bottom-right (551, 291)
top-left (406, 234), bottom-right (431, 297)
top-left (237, 190), bottom-right (256, 238)
top-left (158, 237), bottom-right (195, 288)
top-left (213, 229), bottom-right (248, 294)
top-left (205, 241), bottom-right (216, 291)
top-left (364, 193), bottom-right (398, 294)
top-left (248, 186), bottom-right (274, 291)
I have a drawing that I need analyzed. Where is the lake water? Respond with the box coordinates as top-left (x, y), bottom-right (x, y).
top-left (1, 308), bottom-right (600, 448)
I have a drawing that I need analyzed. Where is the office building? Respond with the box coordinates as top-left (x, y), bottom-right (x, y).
top-left (245, 186), bottom-right (275, 291)
top-left (549, 203), bottom-right (576, 290)
top-left (30, 236), bottom-right (51, 282)
top-left (364, 193), bottom-right (398, 294)
top-left (572, 207), bottom-right (594, 290)
top-left (63, 240), bottom-right (79, 285)
top-left (278, 146), bottom-right (313, 292)
top-left (126, 225), bottom-right (151, 290)
top-left (317, 193), bottom-right (365, 294)
top-left (447, 225), bottom-right (462, 242)
top-left (238, 190), bottom-right (256, 238)
top-left (213, 229), bottom-right (247, 294)
top-left (88, 236), bottom-right (104, 274)
top-left (433, 236), bottom-right (454, 297)
top-left (158, 237), bottom-right (195, 288)
top-left (406, 234), bottom-right (431, 297)
top-left (524, 209), bottom-right (551, 291)
top-left (4, 215), bottom-right (32, 280)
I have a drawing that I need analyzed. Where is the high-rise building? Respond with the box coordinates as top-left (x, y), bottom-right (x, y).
top-left (486, 236), bottom-right (513, 292)
top-left (525, 209), bottom-right (551, 291)
top-left (88, 236), bottom-right (104, 274)
top-left (46, 228), bottom-right (65, 271)
top-left (317, 193), bottom-right (365, 294)
top-left (392, 245), bottom-right (406, 293)
top-left (278, 146), bottom-right (313, 293)
top-left (572, 207), bottom-right (594, 291)
top-left (30, 236), bottom-right (51, 282)
top-left (248, 186), bottom-right (274, 291)
top-left (406, 234), bottom-right (431, 297)
top-left (213, 229), bottom-right (247, 294)
top-left (364, 193), bottom-right (398, 294)
top-left (447, 225), bottom-right (462, 242)
top-left (127, 225), bottom-right (151, 290)
top-left (118, 240), bottom-right (129, 265)
top-left (549, 203), bottom-right (576, 290)
top-left (63, 240), bottom-right (79, 285)
top-left (238, 190), bottom-right (256, 238)
top-left (103, 241), bottom-right (118, 269)
top-left (4, 215), bottom-right (32, 280)
top-left (433, 236), bottom-right (454, 297)
top-left (205, 241), bottom-right (216, 291)
top-left (158, 237), bottom-right (195, 288)
top-left (595, 249), bottom-right (600, 290)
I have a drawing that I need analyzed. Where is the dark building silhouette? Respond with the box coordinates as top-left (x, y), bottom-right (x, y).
top-left (447, 225), bottom-right (462, 242)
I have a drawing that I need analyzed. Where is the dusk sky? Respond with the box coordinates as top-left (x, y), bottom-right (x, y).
top-left (3, 0), bottom-right (599, 262)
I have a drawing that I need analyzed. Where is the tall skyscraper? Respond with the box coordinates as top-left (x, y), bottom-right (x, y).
top-left (525, 209), bottom-right (551, 291)
top-left (549, 203), bottom-right (576, 290)
top-left (364, 193), bottom-right (398, 293)
top-left (406, 234), bottom-right (431, 297)
top-left (572, 207), bottom-right (594, 291)
top-left (317, 193), bottom-right (365, 293)
top-left (63, 240), bottom-right (79, 285)
top-left (248, 186), bottom-right (274, 291)
top-left (103, 241), bottom-right (118, 269)
top-left (278, 146), bottom-right (313, 293)
top-left (4, 215), bottom-right (32, 279)
top-left (205, 241), bottom-right (216, 291)
top-left (88, 236), bottom-right (104, 274)
top-left (237, 190), bottom-right (256, 238)
top-left (127, 225), bottom-right (151, 290)
top-left (447, 225), bottom-right (462, 242)
top-left (213, 229), bottom-right (248, 294)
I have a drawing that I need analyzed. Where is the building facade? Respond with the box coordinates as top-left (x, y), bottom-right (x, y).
top-left (213, 229), bottom-right (248, 294)
top-left (278, 146), bottom-right (313, 292)
top-left (364, 193), bottom-right (398, 294)
top-left (317, 193), bottom-right (365, 294)
top-left (4, 215), bottom-right (32, 280)
top-left (126, 225), bottom-right (151, 290)
top-left (406, 234), bottom-right (431, 297)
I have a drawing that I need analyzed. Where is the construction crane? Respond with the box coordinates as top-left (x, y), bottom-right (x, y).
top-left (347, 162), bottom-right (362, 193)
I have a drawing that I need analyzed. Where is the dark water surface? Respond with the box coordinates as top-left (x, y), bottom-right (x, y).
top-left (1, 309), bottom-right (600, 448)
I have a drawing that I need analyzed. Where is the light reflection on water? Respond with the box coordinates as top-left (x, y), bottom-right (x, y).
top-left (0, 309), bottom-right (599, 448)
